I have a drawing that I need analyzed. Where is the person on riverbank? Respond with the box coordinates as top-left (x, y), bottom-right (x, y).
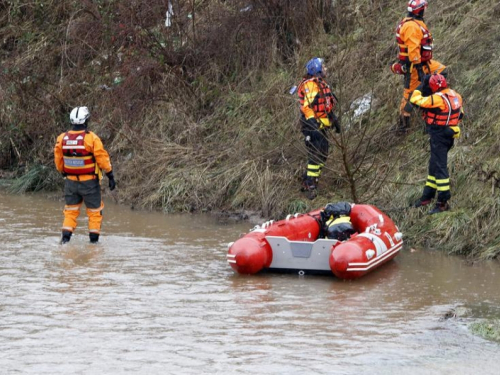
top-left (297, 57), bottom-right (340, 199)
top-left (410, 73), bottom-right (463, 214)
top-left (390, 0), bottom-right (447, 133)
top-left (54, 106), bottom-right (116, 244)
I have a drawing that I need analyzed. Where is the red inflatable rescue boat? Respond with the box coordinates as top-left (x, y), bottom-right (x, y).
top-left (226, 204), bottom-right (403, 279)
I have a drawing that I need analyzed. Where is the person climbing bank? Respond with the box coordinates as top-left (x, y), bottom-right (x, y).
top-left (390, 0), bottom-right (447, 132)
top-left (54, 106), bottom-right (116, 243)
top-left (297, 57), bottom-right (340, 199)
top-left (410, 74), bottom-right (463, 214)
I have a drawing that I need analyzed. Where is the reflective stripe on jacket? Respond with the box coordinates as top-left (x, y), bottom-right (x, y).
top-left (298, 77), bottom-right (336, 124)
top-left (325, 215), bottom-right (352, 228)
top-left (396, 18), bottom-right (433, 64)
top-left (54, 130), bottom-right (112, 181)
top-left (62, 131), bottom-right (96, 175)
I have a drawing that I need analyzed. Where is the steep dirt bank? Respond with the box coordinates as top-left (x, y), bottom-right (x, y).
top-left (1, 0), bottom-right (500, 258)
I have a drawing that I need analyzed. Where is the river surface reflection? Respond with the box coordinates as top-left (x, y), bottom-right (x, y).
top-left (0, 191), bottom-right (499, 374)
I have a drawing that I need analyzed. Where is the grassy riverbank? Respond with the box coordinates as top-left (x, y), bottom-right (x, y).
top-left (1, 0), bottom-right (500, 259)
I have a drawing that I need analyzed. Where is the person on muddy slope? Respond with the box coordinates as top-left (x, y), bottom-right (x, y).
top-left (391, 0), bottom-right (447, 133)
top-left (410, 73), bottom-right (463, 214)
top-left (54, 106), bottom-right (116, 244)
top-left (297, 57), bottom-right (341, 200)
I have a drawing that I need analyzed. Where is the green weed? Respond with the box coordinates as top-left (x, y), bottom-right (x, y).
top-left (470, 320), bottom-right (500, 343)
top-left (8, 164), bottom-right (61, 193)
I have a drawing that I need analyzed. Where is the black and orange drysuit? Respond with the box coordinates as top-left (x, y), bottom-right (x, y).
top-left (54, 129), bottom-right (113, 237)
top-left (297, 76), bottom-right (339, 189)
top-left (395, 16), bottom-right (446, 116)
top-left (410, 87), bottom-right (463, 205)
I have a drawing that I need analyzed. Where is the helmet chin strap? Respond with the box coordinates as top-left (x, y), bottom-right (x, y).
top-left (408, 11), bottom-right (424, 19)
top-left (72, 122), bottom-right (88, 131)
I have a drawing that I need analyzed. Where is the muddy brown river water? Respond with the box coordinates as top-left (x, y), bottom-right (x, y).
top-left (0, 191), bottom-right (499, 374)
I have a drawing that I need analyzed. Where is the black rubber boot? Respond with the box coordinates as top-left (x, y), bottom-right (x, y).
top-left (89, 233), bottom-right (99, 243)
top-left (429, 202), bottom-right (450, 215)
top-left (301, 176), bottom-right (316, 191)
top-left (306, 185), bottom-right (317, 200)
top-left (412, 198), bottom-right (432, 208)
top-left (61, 230), bottom-right (72, 244)
top-left (301, 177), bottom-right (318, 199)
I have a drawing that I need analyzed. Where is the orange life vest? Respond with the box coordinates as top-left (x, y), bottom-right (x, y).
top-left (62, 131), bottom-right (96, 175)
top-left (298, 77), bottom-right (336, 119)
top-left (423, 90), bottom-right (462, 126)
top-left (396, 18), bottom-right (433, 63)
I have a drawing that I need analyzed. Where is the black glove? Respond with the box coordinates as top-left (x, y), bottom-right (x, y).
top-left (331, 113), bottom-right (341, 133)
top-left (106, 171), bottom-right (116, 191)
top-left (415, 76), bottom-right (426, 92)
top-left (328, 111), bottom-right (340, 133)
top-left (403, 98), bottom-right (414, 114)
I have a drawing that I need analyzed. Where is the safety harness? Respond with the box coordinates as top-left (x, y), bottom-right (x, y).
top-left (62, 131), bottom-right (97, 176)
top-left (396, 18), bottom-right (433, 64)
top-left (298, 77), bottom-right (337, 120)
top-left (423, 90), bottom-right (462, 126)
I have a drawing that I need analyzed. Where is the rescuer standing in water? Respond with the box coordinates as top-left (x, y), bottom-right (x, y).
top-left (54, 106), bottom-right (116, 243)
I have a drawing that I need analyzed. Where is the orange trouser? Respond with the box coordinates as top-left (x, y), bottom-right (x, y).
top-left (399, 59), bottom-right (447, 115)
top-left (62, 178), bottom-right (104, 234)
top-left (62, 202), bottom-right (104, 234)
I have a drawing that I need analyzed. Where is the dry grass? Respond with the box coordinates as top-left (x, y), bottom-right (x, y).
top-left (1, 0), bottom-right (500, 259)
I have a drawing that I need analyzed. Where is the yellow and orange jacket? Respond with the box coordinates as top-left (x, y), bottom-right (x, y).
top-left (298, 77), bottom-right (337, 128)
top-left (410, 88), bottom-right (464, 127)
top-left (396, 17), bottom-right (433, 66)
top-left (54, 130), bottom-right (112, 182)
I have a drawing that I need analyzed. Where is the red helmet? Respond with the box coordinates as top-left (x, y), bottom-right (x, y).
top-left (407, 0), bottom-right (428, 15)
top-left (429, 74), bottom-right (447, 92)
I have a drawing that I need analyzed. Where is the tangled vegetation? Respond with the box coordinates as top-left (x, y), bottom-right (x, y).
top-left (1, 0), bottom-right (500, 259)
top-left (470, 320), bottom-right (500, 343)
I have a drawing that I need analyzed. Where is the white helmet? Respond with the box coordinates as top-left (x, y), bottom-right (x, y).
top-left (70, 106), bottom-right (90, 125)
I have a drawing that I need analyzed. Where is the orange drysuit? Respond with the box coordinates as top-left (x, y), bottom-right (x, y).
top-left (54, 130), bottom-right (112, 235)
top-left (396, 17), bottom-right (446, 115)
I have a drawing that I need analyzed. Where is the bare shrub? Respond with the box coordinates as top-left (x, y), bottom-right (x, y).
top-left (2, 0), bottom-right (500, 259)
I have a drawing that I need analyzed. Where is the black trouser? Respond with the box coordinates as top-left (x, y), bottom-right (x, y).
top-left (62, 178), bottom-right (103, 234)
top-left (301, 117), bottom-right (329, 181)
top-left (64, 179), bottom-right (102, 208)
top-left (421, 125), bottom-right (455, 203)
